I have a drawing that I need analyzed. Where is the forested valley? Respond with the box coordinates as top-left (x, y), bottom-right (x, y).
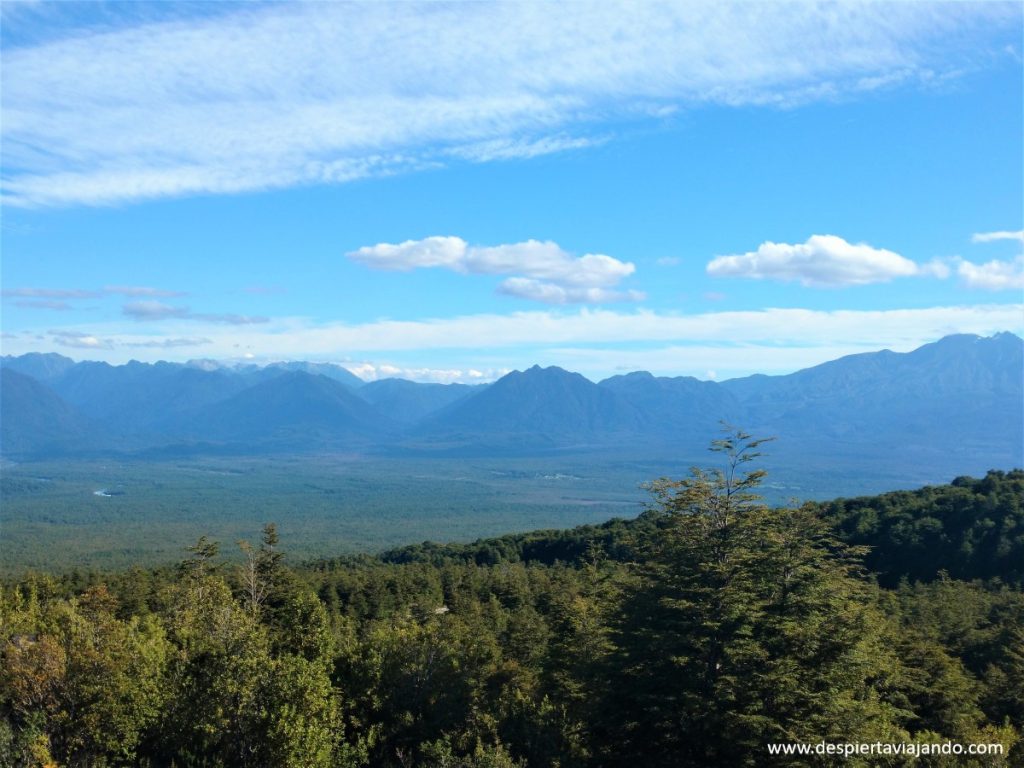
top-left (2, 433), bottom-right (1022, 767)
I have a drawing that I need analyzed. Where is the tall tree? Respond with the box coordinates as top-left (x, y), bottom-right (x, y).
top-left (603, 428), bottom-right (905, 766)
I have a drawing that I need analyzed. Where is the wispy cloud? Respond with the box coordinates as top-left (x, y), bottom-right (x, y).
top-left (9, 303), bottom-right (1015, 380)
top-left (13, 299), bottom-right (73, 311)
top-left (122, 301), bottom-right (269, 324)
top-left (122, 300), bottom-right (188, 321)
top-left (3, 287), bottom-right (102, 299)
top-left (46, 330), bottom-right (209, 352)
top-left (5, 303), bottom-right (1015, 379)
top-left (447, 135), bottom-right (604, 163)
top-left (104, 285), bottom-right (187, 297)
top-left (260, 305), bottom-right (1021, 354)
top-left (190, 312), bottom-right (269, 325)
top-left (29, 303), bottom-right (1022, 355)
top-left (347, 362), bottom-right (506, 384)
top-left (349, 236), bottom-right (640, 304)
top-left (706, 235), bottom-right (948, 287)
top-left (122, 337), bottom-right (212, 349)
top-left (48, 330), bottom-right (113, 349)
top-left (2, 2), bottom-right (1015, 207)
top-left (3, 285), bottom-right (185, 301)
top-left (972, 230), bottom-right (1024, 243)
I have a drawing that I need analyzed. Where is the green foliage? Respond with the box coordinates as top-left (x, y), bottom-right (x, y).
top-left (603, 429), bottom-right (906, 765)
top-left (812, 469), bottom-right (1024, 585)
top-left (1, 443), bottom-right (1022, 765)
top-left (0, 584), bottom-right (170, 766)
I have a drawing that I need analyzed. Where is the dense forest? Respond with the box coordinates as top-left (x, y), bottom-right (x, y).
top-left (2, 433), bottom-right (1022, 766)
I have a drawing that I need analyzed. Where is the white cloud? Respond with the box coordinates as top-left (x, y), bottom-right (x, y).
top-left (498, 278), bottom-right (645, 305)
top-left (350, 236), bottom-right (467, 272)
top-left (470, 242), bottom-right (635, 287)
top-left (267, 305), bottom-right (1021, 355)
top-left (1, 2), bottom-right (1015, 207)
top-left (5, 303), bottom-right (1015, 381)
top-left (706, 234), bottom-right (945, 287)
top-left (350, 237), bottom-right (634, 286)
top-left (447, 135), bottom-right (602, 163)
top-left (49, 330), bottom-right (113, 349)
top-left (957, 256), bottom-right (1024, 291)
top-left (349, 236), bottom-right (639, 304)
top-left (956, 230), bottom-right (1024, 289)
top-left (347, 362), bottom-right (509, 384)
top-left (11, 304), bottom-right (1018, 374)
top-left (972, 230), bottom-right (1024, 243)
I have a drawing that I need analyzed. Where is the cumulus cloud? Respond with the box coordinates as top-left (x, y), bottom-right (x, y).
top-left (706, 234), bottom-right (946, 287)
top-left (950, 230), bottom-right (1024, 290)
top-left (972, 230), bottom-right (1024, 243)
top-left (956, 256), bottom-right (1024, 291)
top-left (351, 236), bottom-right (467, 272)
top-left (349, 236), bottom-right (639, 304)
top-left (1, 3), bottom-right (1015, 207)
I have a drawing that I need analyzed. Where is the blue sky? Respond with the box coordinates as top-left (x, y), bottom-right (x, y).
top-left (1, 1), bottom-right (1022, 382)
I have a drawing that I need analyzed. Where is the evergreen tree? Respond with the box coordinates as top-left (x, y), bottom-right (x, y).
top-left (603, 428), bottom-right (905, 766)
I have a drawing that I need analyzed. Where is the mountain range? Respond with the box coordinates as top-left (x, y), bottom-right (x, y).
top-left (2, 333), bottom-right (1021, 474)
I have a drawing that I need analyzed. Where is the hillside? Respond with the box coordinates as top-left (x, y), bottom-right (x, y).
top-left (1, 333), bottom-right (1021, 476)
top-left (0, 368), bottom-right (95, 455)
top-left (173, 371), bottom-right (390, 447)
top-left (415, 365), bottom-right (645, 447)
